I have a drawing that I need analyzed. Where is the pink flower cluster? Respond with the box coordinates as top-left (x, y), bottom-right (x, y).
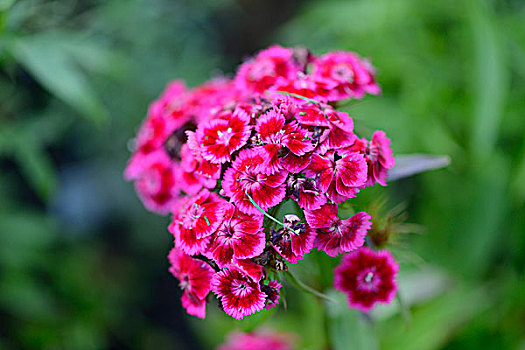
top-left (125, 45), bottom-right (398, 319)
top-left (217, 328), bottom-right (295, 350)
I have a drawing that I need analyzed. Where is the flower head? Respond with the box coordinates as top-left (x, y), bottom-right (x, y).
top-left (334, 247), bottom-right (398, 312)
top-left (207, 203), bottom-right (265, 266)
top-left (212, 267), bottom-right (267, 320)
top-left (312, 51), bottom-right (380, 101)
top-left (271, 214), bottom-right (317, 264)
top-left (217, 329), bottom-right (295, 350)
top-left (305, 204), bottom-right (371, 257)
top-left (169, 190), bottom-right (227, 255)
top-left (223, 148), bottom-right (287, 215)
top-left (168, 247), bottom-right (214, 318)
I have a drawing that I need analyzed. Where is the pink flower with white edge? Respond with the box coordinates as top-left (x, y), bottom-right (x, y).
top-left (304, 150), bottom-right (368, 203)
top-left (234, 45), bottom-right (306, 94)
top-left (304, 204), bottom-right (371, 257)
top-left (133, 150), bottom-right (178, 215)
top-left (344, 131), bottom-right (395, 187)
top-left (312, 51), bottom-right (380, 101)
top-left (168, 247), bottom-right (214, 318)
top-left (256, 108), bottom-right (314, 174)
top-left (207, 203), bottom-right (265, 266)
top-left (295, 104), bottom-right (356, 151)
top-left (196, 107), bottom-right (252, 164)
top-left (223, 148), bottom-right (287, 215)
top-left (334, 247), bottom-right (398, 312)
top-left (212, 267), bottom-right (267, 320)
top-left (169, 190), bottom-right (227, 255)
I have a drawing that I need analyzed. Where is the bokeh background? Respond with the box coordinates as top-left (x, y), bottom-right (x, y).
top-left (1, 0), bottom-right (524, 349)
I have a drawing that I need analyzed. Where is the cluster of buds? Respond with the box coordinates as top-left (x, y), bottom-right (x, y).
top-left (126, 46), bottom-right (399, 319)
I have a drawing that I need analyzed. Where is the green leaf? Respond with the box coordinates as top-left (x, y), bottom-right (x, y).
top-left (468, 1), bottom-right (509, 161)
top-left (378, 284), bottom-right (491, 350)
top-left (8, 33), bottom-right (108, 124)
top-left (13, 135), bottom-right (57, 201)
top-left (325, 290), bottom-right (378, 350)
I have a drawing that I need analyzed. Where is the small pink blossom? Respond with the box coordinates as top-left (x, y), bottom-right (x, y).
top-left (196, 107), bottom-right (252, 164)
top-left (235, 46), bottom-right (306, 94)
top-left (133, 150), bottom-right (178, 214)
top-left (207, 204), bottom-right (265, 266)
top-left (223, 148), bottom-right (287, 215)
top-left (334, 247), bottom-right (398, 312)
top-left (304, 204), bottom-right (371, 257)
top-left (169, 190), bottom-right (227, 255)
top-left (256, 108), bottom-right (314, 174)
top-left (304, 151), bottom-right (368, 203)
top-left (217, 329), bottom-right (295, 350)
top-left (212, 267), bottom-right (267, 320)
top-left (168, 247), bottom-right (214, 318)
top-left (312, 52), bottom-right (380, 101)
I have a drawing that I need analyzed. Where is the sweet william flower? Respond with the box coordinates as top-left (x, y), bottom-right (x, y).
top-left (312, 51), bottom-right (380, 101)
top-left (304, 150), bottom-right (368, 203)
top-left (196, 107), bottom-right (252, 164)
top-left (223, 148), bottom-right (287, 215)
top-left (235, 45), bottom-right (306, 94)
top-left (212, 267), bottom-right (267, 320)
top-left (168, 247), bottom-right (214, 318)
top-left (207, 203), bottom-right (265, 266)
top-left (169, 189), bottom-right (227, 255)
top-left (334, 247), bottom-right (398, 312)
top-left (133, 150), bottom-right (178, 215)
top-left (304, 204), bottom-right (371, 257)
top-left (255, 108), bottom-right (314, 174)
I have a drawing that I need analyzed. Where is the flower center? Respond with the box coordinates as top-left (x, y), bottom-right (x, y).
top-left (357, 268), bottom-right (380, 292)
top-left (332, 63), bottom-right (354, 83)
top-left (231, 279), bottom-right (253, 296)
top-left (216, 127), bottom-right (234, 146)
top-left (249, 59), bottom-right (275, 80)
top-left (181, 202), bottom-right (204, 229)
top-left (179, 274), bottom-right (190, 290)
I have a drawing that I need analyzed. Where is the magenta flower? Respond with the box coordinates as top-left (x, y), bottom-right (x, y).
top-left (207, 204), bottom-right (265, 266)
top-left (295, 104), bottom-right (356, 151)
top-left (212, 267), bottom-right (267, 320)
top-left (133, 150), bottom-right (178, 214)
top-left (168, 247), bottom-right (214, 318)
top-left (334, 247), bottom-right (398, 312)
top-left (233, 258), bottom-right (264, 282)
top-left (304, 150), bottom-right (368, 203)
top-left (256, 108), bottom-right (314, 174)
top-left (345, 131), bottom-right (395, 186)
top-left (312, 51), bottom-right (380, 101)
top-left (217, 329), bottom-right (295, 350)
top-left (223, 148), bottom-right (287, 215)
top-left (271, 214), bottom-right (317, 264)
top-left (235, 45), bottom-right (306, 94)
top-left (196, 107), bottom-right (252, 164)
top-left (169, 190), bottom-right (227, 255)
top-left (304, 204), bottom-right (371, 257)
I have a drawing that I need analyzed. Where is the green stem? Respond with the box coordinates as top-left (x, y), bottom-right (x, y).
top-left (284, 270), bottom-right (338, 303)
top-left (245, 191), bottom-right (287, 229)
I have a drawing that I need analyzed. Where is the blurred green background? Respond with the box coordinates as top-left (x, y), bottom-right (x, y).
top-left (0, 0), bottom-right (524, 349)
